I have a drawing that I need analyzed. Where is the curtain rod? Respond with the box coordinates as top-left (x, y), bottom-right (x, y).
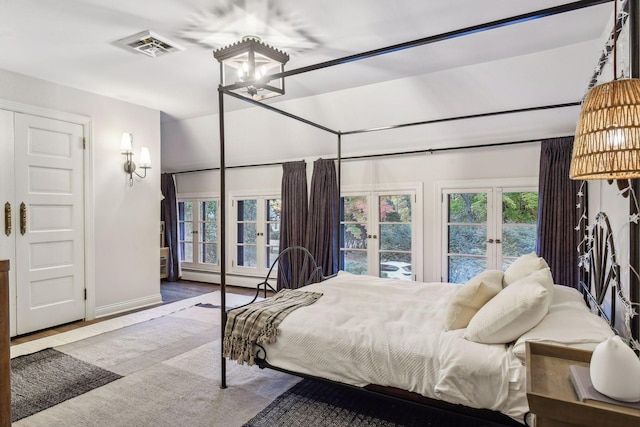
top-left (167, 135), bottom-right (568, 175)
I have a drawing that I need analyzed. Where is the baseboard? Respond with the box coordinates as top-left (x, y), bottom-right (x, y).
top-left (94, 293), bottom-right (163, 318)
top-left (180, 270), bottom-right (275, 289)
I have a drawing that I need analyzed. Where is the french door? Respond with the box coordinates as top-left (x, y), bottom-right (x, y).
top-left (441, 183), bottom-right (538, 283)
top-left (178, 198), bottom-right (219, 270)
top-left (232, 195), bottom-right (281, 276)
top-left (1, 112), bottom-right (86, 335)
top-left (340, 190), bottom-right (417, 281)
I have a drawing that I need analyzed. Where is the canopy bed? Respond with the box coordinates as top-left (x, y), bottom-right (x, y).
top-left (214, 0), bottom-right (640, 425)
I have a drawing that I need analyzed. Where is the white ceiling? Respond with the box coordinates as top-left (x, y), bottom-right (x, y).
top-left (0, 0), bottom-right (613, 123)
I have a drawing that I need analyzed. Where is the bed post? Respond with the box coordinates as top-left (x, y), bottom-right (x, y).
top-left (219, 85), bottom-right (228, 388)
top-left (337, 132), bottom-right (342, 271)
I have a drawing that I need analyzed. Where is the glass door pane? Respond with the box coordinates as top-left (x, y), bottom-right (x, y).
top-left (379, 194), bottom-right (412, 280)
top-left (237, 199), bottom-right (257, 267)
top-left (501, 191), bottom-right (538, 270)
top-left (446, 192), bottom-right (488, 283)
top-left (340, 195), bottom-right (368, 275)
top-left (178, 201), bottom-right (193, 262)
top-left (200, 200), bottom-right (218, 265)
top-left (266, 199), bottom-right (281, 268)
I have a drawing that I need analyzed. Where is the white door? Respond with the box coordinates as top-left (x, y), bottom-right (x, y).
top-left (14, 113), bottom-right (85, 335)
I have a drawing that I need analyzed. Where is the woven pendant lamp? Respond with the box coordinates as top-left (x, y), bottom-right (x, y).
top-left (570, 1), bottom-right (640, 180)
top-left (570, 79), bottom-right (640, 179)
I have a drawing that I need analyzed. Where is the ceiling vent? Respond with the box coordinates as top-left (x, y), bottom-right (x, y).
top-left (117, 30), bottom-right (184, 58)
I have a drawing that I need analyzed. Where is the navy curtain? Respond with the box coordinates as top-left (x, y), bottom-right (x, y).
top-left (305, 159), bottom-right (339, 277)
top-left (161, 173), bottom-right (180, 282)
top-left (277, 161), bottom-right (308, 289)
top-left (537, 137), bottom-right (585, 288)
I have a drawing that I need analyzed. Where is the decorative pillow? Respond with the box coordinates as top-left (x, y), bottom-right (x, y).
top-left (464, 271), bottom-right (553, 344)
top-left (550, 284), bottom-right (588, 311)
top-left (512, 303), bottom-right (614, 362)
top-left (523, 267), bottom-right (555, 296)
top-left (444, 270), bottom-right (503, 331)
top-left (503, 252), bottom-right (550, 287)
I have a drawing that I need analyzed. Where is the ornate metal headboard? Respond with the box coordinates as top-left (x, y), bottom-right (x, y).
top-left (579, 212), bottom-right (638, 350)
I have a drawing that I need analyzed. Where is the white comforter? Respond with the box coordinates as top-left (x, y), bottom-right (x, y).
top-left (264, 271), bottom-right (527, 421)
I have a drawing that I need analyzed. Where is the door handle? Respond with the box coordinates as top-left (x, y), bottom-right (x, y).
top-left (20, 202), bottom-right (26, 235)
top-left (4, 202), bottom-right (10, 236)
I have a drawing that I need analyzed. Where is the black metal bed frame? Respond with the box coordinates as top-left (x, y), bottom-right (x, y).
top-left (216, 0), bottom-right (640, 424)
top-left (579, 212), bottom-right (639, 350)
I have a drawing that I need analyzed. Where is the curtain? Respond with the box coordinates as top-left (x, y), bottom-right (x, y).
top-left (305, 159), bottom-right (339, 277)
top-left (277, 161), bottom-right (308, 289)
top-left (537, 137), bottom-right (585, 288)
top-left (161, 173), bottom-right (180, 282)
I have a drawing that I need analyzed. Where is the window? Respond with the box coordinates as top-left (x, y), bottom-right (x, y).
top-left (233, 195), bottom-right (281, 276)
top-left (440, 180), bottom-right (538, 283)
top-left (178, 197), bottom-right (219, 270)
top-left (341, 189), bottom-right (418, 281)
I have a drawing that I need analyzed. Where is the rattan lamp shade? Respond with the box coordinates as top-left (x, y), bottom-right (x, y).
top-left (570, 78), bottom-right (640, 180)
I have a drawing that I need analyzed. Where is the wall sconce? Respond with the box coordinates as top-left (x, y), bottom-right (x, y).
top-left (213, 35), bottom-right (290, 100)
top-left (120, 132), bottom-right (151, 186)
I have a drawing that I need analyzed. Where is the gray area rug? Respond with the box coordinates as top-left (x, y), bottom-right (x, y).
top-left (12, 304), bottom-right (300, 426)
top-left (244, 378), bottom-right (513, 427)
top-left (11, 348), bottom-right (122, 422)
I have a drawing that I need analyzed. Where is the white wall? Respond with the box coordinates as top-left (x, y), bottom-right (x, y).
top-left (0, 67), bottom-right (162, 318)
top-left (174, 141), bottom-right (540, 284)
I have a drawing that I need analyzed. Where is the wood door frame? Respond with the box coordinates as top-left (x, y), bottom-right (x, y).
top-left (0, 99), bottom-right (95, 323)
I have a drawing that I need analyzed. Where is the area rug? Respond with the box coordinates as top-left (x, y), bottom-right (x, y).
top-left (10, 348), bottom-right (122, 422)
top-left (243, 378), bottom-right (511, 427)
top-left (10, 295), bottom-right (301, 427)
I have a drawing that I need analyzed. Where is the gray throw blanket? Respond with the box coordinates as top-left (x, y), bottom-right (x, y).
top-left (223, 289), bottom-right (323, 366)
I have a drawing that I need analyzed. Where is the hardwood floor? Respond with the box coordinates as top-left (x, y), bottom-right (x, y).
top-left (10, 280), bottom-right (256, 346)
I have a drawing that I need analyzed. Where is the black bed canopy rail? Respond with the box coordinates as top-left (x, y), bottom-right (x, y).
top-left (216, 0), bottom-right (621, 390)
top-left (222, 89), bottom-right (339, 135)
top-left (169, 134), bottom-right (570, 175)
top-left (219, 88), bottom-right (582, 142)
top-left (170, 100), bottom-right (580, 175)
top-left (340, 102), bottom-right (582, 136)
top-left (221, 0), bottom-right (612, 94)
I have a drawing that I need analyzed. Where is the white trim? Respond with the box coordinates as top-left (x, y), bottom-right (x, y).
top-left (94, 293), bottom-right (163, 318)
top-left (178, 191), bottom-right (219, 199)
top-left (0, 99), bottom-right (96, 323)
top-left (180, 270), bottom-right (271, 289)
top-left (0, 99), bottom-right (91, 125)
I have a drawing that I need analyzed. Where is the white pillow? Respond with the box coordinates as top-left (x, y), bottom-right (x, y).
top-left (512, 304), bottom-right (614, 362)
top-left (444, 270), bottom-right (503, 331)
top-left (503, 252), bottom-right (550, 287)
top-left (464, 272), bottom-right (552, 344)
top-left (524, 267), bottom-right (555, 296)
top-left (550, 284), bottom-right (587, 310)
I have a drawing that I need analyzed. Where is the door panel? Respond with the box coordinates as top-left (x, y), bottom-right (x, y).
top-left (14, 113), bottom-right (85, 335)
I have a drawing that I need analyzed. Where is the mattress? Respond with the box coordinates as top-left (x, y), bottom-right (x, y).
top-left (263, 271), bottom-right (528, 422)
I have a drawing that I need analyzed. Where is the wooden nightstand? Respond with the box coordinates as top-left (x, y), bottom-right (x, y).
top-left (526, 342), bottom-right (640, 427)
